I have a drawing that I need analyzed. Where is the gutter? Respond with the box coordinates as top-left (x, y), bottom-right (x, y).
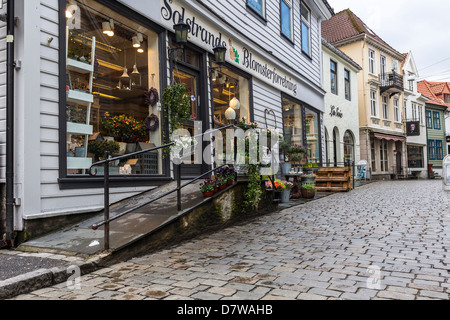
top-left (5, 0), bottom-right (15, 246)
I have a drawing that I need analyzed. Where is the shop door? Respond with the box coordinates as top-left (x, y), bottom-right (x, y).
top-left (173, 68), bottom-right (203, 179)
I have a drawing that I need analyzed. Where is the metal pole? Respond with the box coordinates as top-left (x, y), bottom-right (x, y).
top-left (5, 0), bottom-right (15, 244)
top-left (177, 163), bottom-right (181, 211)
top-left (103, 151), bottom-right (110, 251)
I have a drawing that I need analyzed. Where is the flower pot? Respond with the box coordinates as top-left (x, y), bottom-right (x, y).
top-left (301, 188), bottom-right (316, 199)
top-left (214, 188), bottom-right (219, 194)
top-left (219, 184), bottom-right (227, 190)
top-left (280, 190), bottom-right (291, 203)
top-left (227, 180), bottom-right (234, 186)
top-left (203, 191), bottom-right (214, 198)
top-left (281, 163), bottom-right (292, 175)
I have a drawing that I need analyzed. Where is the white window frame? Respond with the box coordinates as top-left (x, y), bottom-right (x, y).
top-left (418, 105), bottom-right (423, 125)
top-left (412, 103), bottom-right (417, 121)
top-left (300, 1), bottom-right (311, 56)
top-left (370, 90), bottom-right (378, 117)
top-left (380, 140), bottom-right (388, 172)
top-left (382, 95), bottom-right (389, 120)
top-left (369, 49), bottom-right (376, 75)
top-left (394, 98), bottom-right (400, 122)
top-left (380, 54), bottom-right (387, 76)
top-left (280, 0), bottom-right (294, 41)
top-left (247, 0), bottom-right (266, 19)
top-left (392, 60), bottom-right (398, 73)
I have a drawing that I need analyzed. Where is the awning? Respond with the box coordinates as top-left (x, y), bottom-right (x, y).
top-left (373, 133), bottom-right (406, 142)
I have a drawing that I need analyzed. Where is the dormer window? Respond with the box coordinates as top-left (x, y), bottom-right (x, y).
top-left (444, 94), bottom-right (450, 104)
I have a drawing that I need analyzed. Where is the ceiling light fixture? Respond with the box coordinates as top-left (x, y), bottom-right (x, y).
top-left (102, 19), bottom-right (115, 37)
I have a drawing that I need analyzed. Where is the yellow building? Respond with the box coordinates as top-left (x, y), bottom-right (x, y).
top-left (322, 9), bottom-right (407, 179)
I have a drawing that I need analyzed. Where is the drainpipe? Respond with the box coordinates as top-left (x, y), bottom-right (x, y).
top-left (5, 0), bottom-right (15, 245)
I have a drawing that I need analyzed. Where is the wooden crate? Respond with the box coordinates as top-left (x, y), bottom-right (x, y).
top-left (315, 167), bottom-right (352, 192)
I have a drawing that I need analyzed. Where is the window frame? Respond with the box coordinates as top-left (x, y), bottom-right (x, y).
top-left (433, 111), bottom-right (441, 130)
top-left (280, 0), bottom-right (294, 42)
top-left (344, 69), bottom-right (351, 101)
top-left (428, 139), bottom-right (436, 160)
top-left (436, 140), bottom-right (444, 160)
top-left (368, 49), bottom-right (376, 75)
top-left (380, 54), bottom-right (387, 76)
top-left (300, 1), bottom-right (311, 57)
top-left (330, 59), bottom-right (338, 95)
top-left (382, 95), bottom-right (389, 120)
top-left (246, 0), bottom-right (267, 22)
top-left (370, 90), bottom-right (378, 117)
top-left (380, 140), bottom-right (388, 172)
top-left (394, 98), bottom-right (400, 122)
top-left (426, 110), bottom-right (433, 129)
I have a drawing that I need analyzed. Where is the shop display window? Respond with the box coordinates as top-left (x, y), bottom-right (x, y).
top-left (282, 97), bottom-right (303, 147)
top-left (65, 0), bottom-right (161, 176)
top-left (212, 63), bottom-right (250, 128)
top-left (305, 107), bottom-right (320, 164)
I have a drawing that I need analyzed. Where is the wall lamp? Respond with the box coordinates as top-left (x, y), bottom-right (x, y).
top-left (168, 16), bottom-right (189, 59)
top-left (209, 44), bottom-right (227, 76)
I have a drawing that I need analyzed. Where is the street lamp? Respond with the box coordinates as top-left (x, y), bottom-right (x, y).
top-left (209, 44), bottom-right (227, 78)
top-left (173, 16), bottom-right (189, 46)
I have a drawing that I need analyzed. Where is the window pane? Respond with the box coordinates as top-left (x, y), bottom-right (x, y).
top-left (407, 146), bottom-right (423, 168)
top-left (212, 63), bottom-right (250, 128)
top-left (66, 1), bottom-right (161, 176)
top-left (281, 1), bottom-right (291, 39)
top-left (305, 108), bottom-right (320, 163)
top-left (301, 2), bottom-right (309, 20)
top-left (248, 0), bottom-right (264, 16)
top-left (301, 22), bottom-right (310, 54)
top-left (282, 98), bottom-right (303, 148)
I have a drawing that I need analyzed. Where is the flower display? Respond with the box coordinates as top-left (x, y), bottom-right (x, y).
top-left (265, 179), bottom-right (286, 191)
top-left (103, 113), bottom-right (147, 143)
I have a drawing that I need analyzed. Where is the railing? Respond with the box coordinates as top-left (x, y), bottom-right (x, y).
top-left (88, 124), bottom-right (236, 251)
top-left (379, 71), bottom-right (404, 91)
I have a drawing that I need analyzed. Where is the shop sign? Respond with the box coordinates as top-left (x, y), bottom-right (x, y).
top-left (406, 121), bottom-right (420, 136)
top-left (159, 0), bottom-right (298, 96)
top-left (329, 105), bottom-right (343, 118)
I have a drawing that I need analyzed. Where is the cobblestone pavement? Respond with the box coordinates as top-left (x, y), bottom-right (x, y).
top-left (12, 180), bottom-right (450, 300)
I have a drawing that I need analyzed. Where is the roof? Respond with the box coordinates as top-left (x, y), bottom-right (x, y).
top-left (322, 0), bottom-right (335, 16)
top-left (322, 38), bottom-right (362, 71)
top-left (417, 80), bottom-right (450, 109)
top-left (321, 9), bottom-right (404, 60)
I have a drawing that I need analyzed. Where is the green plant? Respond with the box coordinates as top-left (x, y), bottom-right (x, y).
top-left (301, 183), bottom-right (316, 191)
top-left (162, 84), bottom-right (191, 142)
top-left (200, 178), bottom-right (215, 193)
top-left (243, 164), bottom-right (263, 213)
top-left (88, 140), bottom-right (120, 160)
top-left (102, 113), bottom-right (147, 143)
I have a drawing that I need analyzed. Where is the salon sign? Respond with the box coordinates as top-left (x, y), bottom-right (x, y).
top-left (159, 0), bottom-right (298, 96)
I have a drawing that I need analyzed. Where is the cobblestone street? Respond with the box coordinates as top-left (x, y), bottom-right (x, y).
top-left (13, 180), bottom-right (450, 300)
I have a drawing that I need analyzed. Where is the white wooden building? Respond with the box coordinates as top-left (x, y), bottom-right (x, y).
top-left (0, 0), bottom-right (333, 242)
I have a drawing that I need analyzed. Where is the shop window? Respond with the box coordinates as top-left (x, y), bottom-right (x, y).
top-left (212, 63), bottom-right (250, 128)
top-left (65, 1), bottom-right (161, 176)
top-left (305, 108), bottom-right (320, 163)
top-left (282, 97), bottom-right (303, 148)
top-left (371, 139), bottom-right (376, 172)
top-left (407, 146), bottom-right (423, 168)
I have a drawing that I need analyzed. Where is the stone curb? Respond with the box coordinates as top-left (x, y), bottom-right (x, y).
top-left (0, 258), bottom-right (101, 300)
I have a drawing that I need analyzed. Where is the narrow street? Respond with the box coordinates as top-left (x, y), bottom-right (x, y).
top-left (12, 180), bottom-right (450, 300)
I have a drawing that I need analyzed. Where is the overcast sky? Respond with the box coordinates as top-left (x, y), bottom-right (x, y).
top-left (328, 0), bottom-right (450, 82)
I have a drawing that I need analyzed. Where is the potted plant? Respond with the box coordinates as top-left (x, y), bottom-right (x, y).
top-left (301, 183), bottom-right (316, 199)
top-left (217, 175), bottom-right (228, 190)
top-left (200, 178), bottom-right (215, 198)
top-left (280, 181), bottom-right (294, 203)
top-left (102, 113), bottom-right (147, 154)
top-left (88, 140), bottom-right (120, 161)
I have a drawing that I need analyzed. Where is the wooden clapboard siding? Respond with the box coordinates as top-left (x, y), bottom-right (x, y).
top-left (199, 0), bottom-right (323, 87)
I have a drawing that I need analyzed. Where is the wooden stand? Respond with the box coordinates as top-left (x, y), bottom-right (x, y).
top-left (315, 167), bottom-right (351, 192)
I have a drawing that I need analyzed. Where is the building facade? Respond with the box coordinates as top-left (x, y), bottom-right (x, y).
top-left (322, 38), bottom-right (361, 167)
top-left (322, 9), bottom-right (407, 180)
top-left (417, 80), bottom-right (449, 176)
top-left (0, 0), bottom-right (333, 241)
top-left (402, 51), bottom-right (429, 179)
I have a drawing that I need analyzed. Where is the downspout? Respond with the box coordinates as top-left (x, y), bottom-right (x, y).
top-left (5, 0), bottom-right (15, 246)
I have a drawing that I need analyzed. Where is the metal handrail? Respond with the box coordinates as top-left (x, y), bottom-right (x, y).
top-left (88, 124), bottom-right (236, 251)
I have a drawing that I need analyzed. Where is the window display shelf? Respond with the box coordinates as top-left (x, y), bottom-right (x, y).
top-left (67, 90), bottom-right (94, 105)
top-left (67, 122), bottom-right (94, 136)
top-left (67, 58), bottom-right (94, 74)
top-left (67, 157), bottom-right (93, 170)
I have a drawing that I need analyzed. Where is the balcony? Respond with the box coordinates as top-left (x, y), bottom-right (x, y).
top-left (379, 71), bottom-right (404, 97)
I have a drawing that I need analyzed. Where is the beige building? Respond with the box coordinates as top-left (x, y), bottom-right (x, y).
top-left (322, 9), bottom-right (407, 179)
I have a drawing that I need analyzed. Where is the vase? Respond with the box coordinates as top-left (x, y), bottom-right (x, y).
top-left (280, 190), bottom-right (291, 203)
top-left (126, 143), bottom-right (137, 154)
top-left (117, 142), bottom-right (127, 155)
top-left (281, 163), bottom-right (292, 175)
